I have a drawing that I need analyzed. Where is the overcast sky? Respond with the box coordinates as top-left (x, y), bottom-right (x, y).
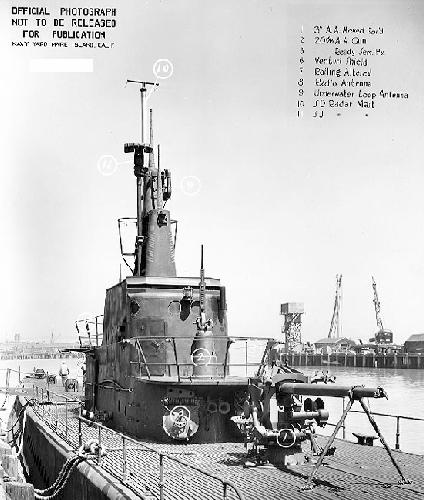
top-left (0, 0), bottom-right (423, 345)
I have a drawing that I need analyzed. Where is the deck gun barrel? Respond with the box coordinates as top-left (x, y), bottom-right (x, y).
top-left (277, 383), bottom-right (387, 400)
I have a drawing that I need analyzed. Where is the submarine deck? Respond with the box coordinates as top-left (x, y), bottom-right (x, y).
top-left (17, 380), bottom-right (424, 500)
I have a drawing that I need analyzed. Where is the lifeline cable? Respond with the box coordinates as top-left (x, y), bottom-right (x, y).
top-left (0, 392), bottom-right (9, 410)
top-left (6, 398), bottom-right (37, 451)
top-left (33, 456), bottom-right (87, 499)
top-left (33, 441), bottom-right (104, 499)
top-left (33, 455), bottom-right (85, 498)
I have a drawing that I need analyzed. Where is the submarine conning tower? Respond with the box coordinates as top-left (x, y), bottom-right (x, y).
top-left (84, 84), bottom-right (396, 452)
top-left (96, 80), bottom-right (228, 396)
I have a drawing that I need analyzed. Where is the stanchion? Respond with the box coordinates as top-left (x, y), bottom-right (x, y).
top-left (159, 453), bottom-right (164, 500)
top-left (395, 416), bottom-right (400, 450)
top-left (65, 398), bottom-right (68, 438)
top-left (78, 417), bottom-right (82, 447)
top-left (98, 426), bottom-right (102, 466)
top-left (122, 436), bottom-right (127, 483)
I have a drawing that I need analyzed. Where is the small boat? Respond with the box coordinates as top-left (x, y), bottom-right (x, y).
top-left (25, 368), bottom-right (46, 379)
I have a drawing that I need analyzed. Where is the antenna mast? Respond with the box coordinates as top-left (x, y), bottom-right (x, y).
top-left (328, 274), bottom-right (342, 339)
top-left (200, 245), bottom-right (205, 313)
top-left (157, 144), bottom-right (163, 209)
top-left (149, 108), bottom-right (156, 169)
top-left (124, 80), bottom-right (159, 276)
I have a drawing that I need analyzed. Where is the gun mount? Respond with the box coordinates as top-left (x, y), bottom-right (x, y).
top-left (190, 245), bottom-right (216, 377)
top-left (231, 360), bottom-right (388, 469)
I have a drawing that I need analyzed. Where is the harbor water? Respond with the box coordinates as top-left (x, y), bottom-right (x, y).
top-left (297, 365), bottom-right (424, 455)
top-left (0, 358), bottom-right (423, 455)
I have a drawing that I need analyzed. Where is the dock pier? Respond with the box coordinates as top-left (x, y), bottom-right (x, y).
top-left (1, 431), bottom-right (34, 498)
top-left (287, 352), bottom-right (424, 369)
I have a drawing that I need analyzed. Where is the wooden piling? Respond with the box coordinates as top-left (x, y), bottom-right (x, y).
top-left (1, 437), bottom-right (34, 499)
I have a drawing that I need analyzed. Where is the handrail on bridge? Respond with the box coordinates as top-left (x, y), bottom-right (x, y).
top-left (124, 335), bottom-right (278, 381)
top-left (125, 335), bottom-right (276, 341)
top-left (76, 314), bottom-right (104, 347)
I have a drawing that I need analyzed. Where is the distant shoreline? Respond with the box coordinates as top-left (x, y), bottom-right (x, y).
top-left (285, 352), bottom-right (424, 369)
top-left (0, 353), bottom-right (83, 361)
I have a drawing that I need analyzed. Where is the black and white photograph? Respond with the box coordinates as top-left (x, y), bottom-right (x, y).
top-left (0, 0), bottom-right (423, 498)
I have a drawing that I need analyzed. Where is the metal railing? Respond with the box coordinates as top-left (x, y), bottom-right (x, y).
top-left (127, 335), bottom-right (275, 381)
top-left (29, 386), bottom-right (244, 500)
top-left (32, 384), bottom-right (79, 403)
top-left (32, 384), bottom-right (81, 440)
top-left (76, 314), bottom-right (104, 347)
top-left (350, 409), bottom-right (424, 450)
top-left (77, 416), bottom-right (245, 500)
top-left (31, 381), bottom-right (423, 455)
top-left (325, 398), bottom-right (424, 451)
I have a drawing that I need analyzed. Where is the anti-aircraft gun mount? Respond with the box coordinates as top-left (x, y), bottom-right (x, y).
top-left (230, 354), bottom-right (409, 489)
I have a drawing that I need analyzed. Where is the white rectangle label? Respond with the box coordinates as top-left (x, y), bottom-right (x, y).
top-left (29, 58), bottom-right (93, 73)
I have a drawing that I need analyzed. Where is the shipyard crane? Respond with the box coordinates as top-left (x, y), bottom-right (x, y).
top-left (371, 276), bottom-right (393, 344)
top-left (328, 274), bottom-right (342, 339)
